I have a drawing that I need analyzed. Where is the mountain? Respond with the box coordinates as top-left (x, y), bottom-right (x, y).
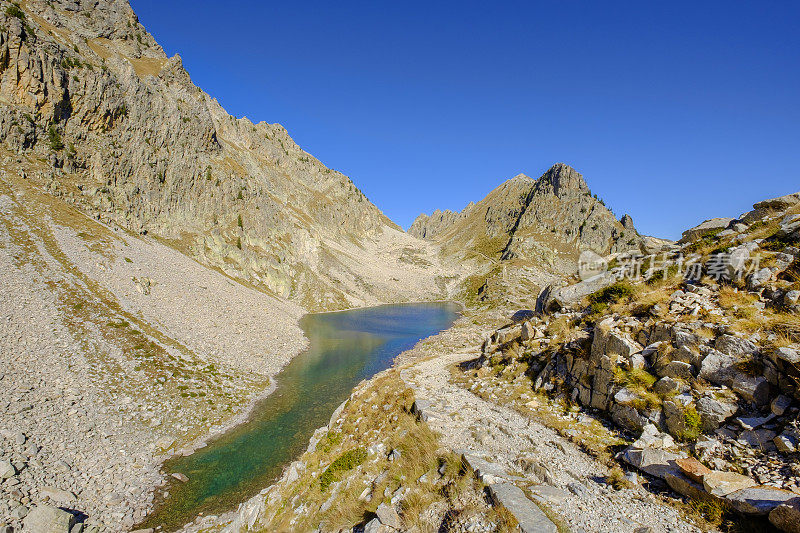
top-left (409, 164), bottom-right (644, 305)
top-left (0, 0), bottom-right (453, 311)
top-left (410, 163), bottom-right (642, 261)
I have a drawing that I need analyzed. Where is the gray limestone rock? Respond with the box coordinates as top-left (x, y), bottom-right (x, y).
top-left (487, 483), bottom-right (557, 533)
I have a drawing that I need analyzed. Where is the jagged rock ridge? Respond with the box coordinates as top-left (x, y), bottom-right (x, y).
top-left (410, 163), bottom-right (643, 264)
top-left (0, 0), bottom-right (452, 311)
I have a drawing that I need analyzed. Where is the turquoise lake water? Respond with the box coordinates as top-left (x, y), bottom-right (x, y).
top-left (142, 301), bottom-right (460, 530)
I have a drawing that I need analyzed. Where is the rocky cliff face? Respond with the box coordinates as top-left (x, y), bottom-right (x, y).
top-left (410, 163), bottom-right (642, 262)
top-left (409, 164), bottom-right (644, 307)
top-left (0, 0), bottom-right (451, 311)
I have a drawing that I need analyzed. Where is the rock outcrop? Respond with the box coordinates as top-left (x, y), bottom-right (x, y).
top-left (475, 190), bottom-right (800, 531)
top-left (0, 0), bottom-right (452, 311)
top-left (410, 164), bottom-right (643, 262)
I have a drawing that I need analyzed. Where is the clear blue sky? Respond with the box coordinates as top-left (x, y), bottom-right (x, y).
top-left (130, 0), bottom-right (799, 240)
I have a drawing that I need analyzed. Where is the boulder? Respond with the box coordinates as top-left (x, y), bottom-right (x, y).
top-left (747, 267), bottom-right (773, 290)
top-left (715, 335), bottom-right (758, 358)
top-left (696, 394), bottom-right (738, 432)
top-left (38, 486), bottom-right (77, 505)
top-left (653, 377), bottom-right (680, 395)
top-left (776, 347), bottom-right (800, 365)
top-left (739, 428), bottom-right (778, 448)
top-left (520, 321), bottom-right (542, 341)
top-left (665, 472), bottom-right (713, 501)
top-left (702, 471), bottom-right (757, 497)
top-left (661, 361), bottom-right (694, 380)
top-left (754, 192), bottom-right (800, 211)
top-left (771, 394), bottom-right (793, 416)
top-left (621, 447), bottom-right (683, 480)
top-left (487, 483), bottom-right (557, 533)
top-left (23, 505), bottom-right (77, 533)
top-left (774, 431), bottom-right (799, 453)
top-left (375, 503), bottom-right (402, 530)
top-left (0, 460), bottom-right (16, 479)
top-left (495, 325), bottom-right (523, 345)
top-left (611, 403), bottom-right (648, 433)
top-left (363, 517), bottom-right (392, 533)
top-left (675, 457), bottom-right (711, 483)
top-left (680, 218), bottom-right (734, 243)
top-left (726, 486), bottom-right (799, 516)
top-left (537, 272), bottom-right (618, 313)
top-left (632, 423), bottom-right (676, 449)
top-left (732, 374), bottom-right (770, 406)
top-left (769, 497), bottom-right (800, 533)
top-left (699, 349), bottom-right (739, 385)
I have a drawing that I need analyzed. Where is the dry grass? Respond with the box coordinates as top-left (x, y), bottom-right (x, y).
top-left (606, 467), bottom-right (634, 490)
top-left (257, 372), bottom-right (506, 532)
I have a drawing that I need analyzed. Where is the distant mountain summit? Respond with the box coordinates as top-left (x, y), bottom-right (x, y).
top-left (410, 163), bottom-right (643, 265)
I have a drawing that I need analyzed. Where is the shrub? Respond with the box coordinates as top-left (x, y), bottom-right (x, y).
top-left (237, 214), bottom-right (243, 228)
top-left (678, 406), bottom-right (702, 442)
top-left (5, 3), bottom-right (24, 19)
top-left (236, 237), bottom-right (242, 250)
top-left (613, 367), bottom-right (657, 389)
top-left (46, 124), bottom-right (64, 151)
top-left (588, 281), bottom-right (636, 314)
top-left (319, 447), bottom-right (367, 491)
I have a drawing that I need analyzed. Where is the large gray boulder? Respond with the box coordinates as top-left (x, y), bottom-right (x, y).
top-left (696, 394), bottom-right (738, 432)
top-left (679, 218), bottom-right (733, 243)
top-left (699, 349), bottom-right (739, 385)
top-left (537, 271), bottom-right (618, 313)
top-left (23, 505), bottom-right (77, 533)
top-left (715, 334), bottom-right (758, 358)
top-left (754, 192), bottom-right (800, 211)
top-left (621, 447), bottom-right (684, 480)
top-left (726, 487), bottom-right (799, 515)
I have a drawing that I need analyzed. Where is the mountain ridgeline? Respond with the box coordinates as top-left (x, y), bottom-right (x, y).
top-left (0, 0), bottom-right (449, 311)
top-left (410, 163), bottom-right (643, 262)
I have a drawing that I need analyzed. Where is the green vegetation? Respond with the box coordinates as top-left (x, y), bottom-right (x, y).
top-left (236, 237), bottom-right (242, 250)
top-left (47, 124), bottom-right (64, 151)
top-left (5, 3), bottom-right (23, 20)
top-left (588, 281), bottom-right (635, 315)
top-left (613, 367), bottom-right (656, 389)
top-left (319, 447), bottom-right (367, 492)
top-left (677, 406), bottom-right (702, 442)
top-left (237, 214), bottom-right (243, 228)
top-left (61, 57), bottom-right (83, 70)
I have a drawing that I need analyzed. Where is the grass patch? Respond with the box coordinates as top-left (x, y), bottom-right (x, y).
top-left (319, 447), bottom-right (367, 492)
top-left (606, 466), bottom-right (633, 490)
top-left (587, 280), bottom-right (637, 316)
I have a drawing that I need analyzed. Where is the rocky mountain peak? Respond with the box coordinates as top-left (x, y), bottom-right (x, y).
top-left (534, 163), bottom-right (589, 197)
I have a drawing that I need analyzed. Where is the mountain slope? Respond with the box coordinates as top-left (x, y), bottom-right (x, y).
top-left (409, 164), bottom-right (644, 306)
top-left (0, 0), bottom-right (454, 311)
top-left (411, 163), bottom-right (642, 260)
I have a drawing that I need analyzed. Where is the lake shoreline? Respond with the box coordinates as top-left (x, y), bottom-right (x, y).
top-left (143, 301), bottom-right (461, 531)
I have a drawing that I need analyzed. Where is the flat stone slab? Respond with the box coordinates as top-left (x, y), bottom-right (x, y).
top-left (621, 447), bottom-right (684, 480)
top-left (703, 471), bottom-right (757, 497)
top-left (461, 452), bottom-right (509, 484)
top-left (725, 486), bottom-right (799, 516)
top-left (675, 457), bottom-right (711, 483)
top-left (487, 483), bottom-right (558, 533)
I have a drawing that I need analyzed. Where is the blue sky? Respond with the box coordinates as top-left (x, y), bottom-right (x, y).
top-left (130, 0), bottom-right (799, 240)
